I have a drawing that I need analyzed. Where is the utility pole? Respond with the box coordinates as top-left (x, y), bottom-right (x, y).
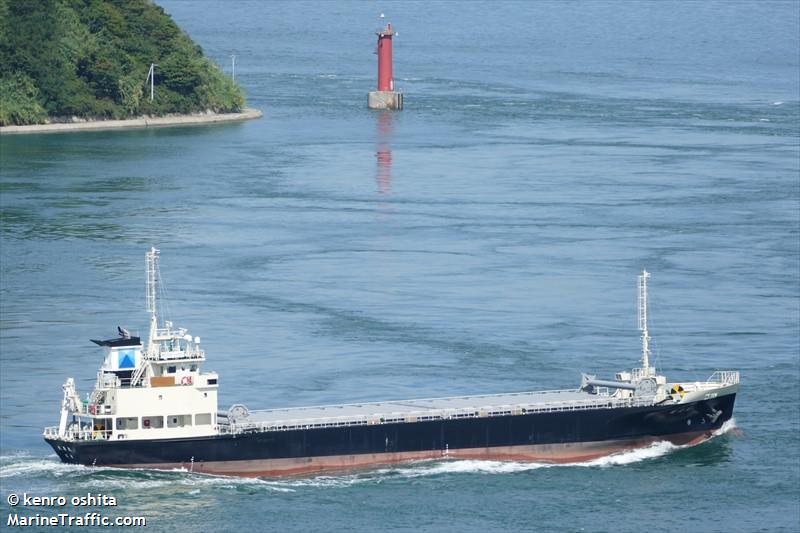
top-left (230, 54), bottom-right (236, 82)
top-left (146, 63), bottom-right (157, 102)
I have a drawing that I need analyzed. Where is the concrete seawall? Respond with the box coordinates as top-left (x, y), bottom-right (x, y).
top-left (0, 108), bottom-right (262, 135)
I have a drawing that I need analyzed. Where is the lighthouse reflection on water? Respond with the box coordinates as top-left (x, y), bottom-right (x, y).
top-left (376, 111), bottom-right (393, 195)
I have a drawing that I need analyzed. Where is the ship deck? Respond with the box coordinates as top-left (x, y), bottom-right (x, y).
top-left (226, 388), bottom-right (629, 433)
top-left (222, 371), bottom-right (739, 434)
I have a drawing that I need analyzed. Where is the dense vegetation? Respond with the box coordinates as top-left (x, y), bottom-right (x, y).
top-left (0, 0), bottom-right (245, 126)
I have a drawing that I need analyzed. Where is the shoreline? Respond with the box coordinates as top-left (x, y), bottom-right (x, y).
top-left (0, 108), bottom-right (262, 135)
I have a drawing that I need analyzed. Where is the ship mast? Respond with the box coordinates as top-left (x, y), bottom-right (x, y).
top-left (145, 247), bottom-right (159, 355)
top-left (637, 269), bottom-right (651, 375)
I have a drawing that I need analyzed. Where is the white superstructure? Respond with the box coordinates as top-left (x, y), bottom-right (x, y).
top-left (48, 248), bottom-right (218, 443)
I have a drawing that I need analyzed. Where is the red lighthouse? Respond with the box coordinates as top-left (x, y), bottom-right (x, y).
top-left (377, 23), bottom-right (394, 91)
top-left (368, 17), bottom-right (403, 110)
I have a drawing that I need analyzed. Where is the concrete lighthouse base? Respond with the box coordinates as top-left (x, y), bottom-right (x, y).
top-left (368, 91), bottom-right (404, 110)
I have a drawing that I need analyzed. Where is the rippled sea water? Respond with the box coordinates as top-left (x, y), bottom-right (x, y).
top-left (1, 1), bottom-right (798, 531)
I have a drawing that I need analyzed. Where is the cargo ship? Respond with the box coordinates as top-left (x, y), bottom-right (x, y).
top-left (44, 248), bottom-right (739, 476)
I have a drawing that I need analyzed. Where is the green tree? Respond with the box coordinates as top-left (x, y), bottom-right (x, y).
top-left (159, 54), bottom-right (202, 95)
top-left (0, 73), bottom-right (48, 125)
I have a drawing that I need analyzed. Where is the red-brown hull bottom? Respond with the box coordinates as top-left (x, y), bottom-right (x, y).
top-left (107, 429), bottom-right (715, 478)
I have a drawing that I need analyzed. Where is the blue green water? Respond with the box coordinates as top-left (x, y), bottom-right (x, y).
top-left (1, 1), bottom-right (798, 531)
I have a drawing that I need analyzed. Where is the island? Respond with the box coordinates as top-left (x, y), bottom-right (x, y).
top-left (0, 0), bottom-right (260, 133)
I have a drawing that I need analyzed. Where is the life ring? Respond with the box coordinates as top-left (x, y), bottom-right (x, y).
top-left (181, 376), bottom-right (193, 386)
top-left (670, 384), bottom-right (685, 398)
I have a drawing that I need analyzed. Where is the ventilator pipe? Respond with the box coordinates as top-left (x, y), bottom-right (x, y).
top-left (580, 373), bottom-right (637, 392)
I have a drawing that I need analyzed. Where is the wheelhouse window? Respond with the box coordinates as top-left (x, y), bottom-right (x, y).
top-left (92, 418), bottom-right (112, 436)
top-left (115, 417), bottom-right (138, 430)
top-left (167, 414), bottom-right (192, 428)
top-left (142, 416), bottom-right (164, 429)
top-left (195, 413), bottom-right (212, 425)
top-left (167, 366), bottom-right (176, 374)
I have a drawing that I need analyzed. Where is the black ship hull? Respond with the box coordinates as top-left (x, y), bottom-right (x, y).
top-left (46, 393), bottom-right (735, 476)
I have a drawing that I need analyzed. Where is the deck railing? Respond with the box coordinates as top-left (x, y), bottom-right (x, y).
top-left (706, 371), bottom-right (739, 385)
top-left (43, 426), bottom-right (111, 441)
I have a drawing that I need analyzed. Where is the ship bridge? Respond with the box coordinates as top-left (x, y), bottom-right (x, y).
top-left (45, 248), bottom-right (220, 443)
